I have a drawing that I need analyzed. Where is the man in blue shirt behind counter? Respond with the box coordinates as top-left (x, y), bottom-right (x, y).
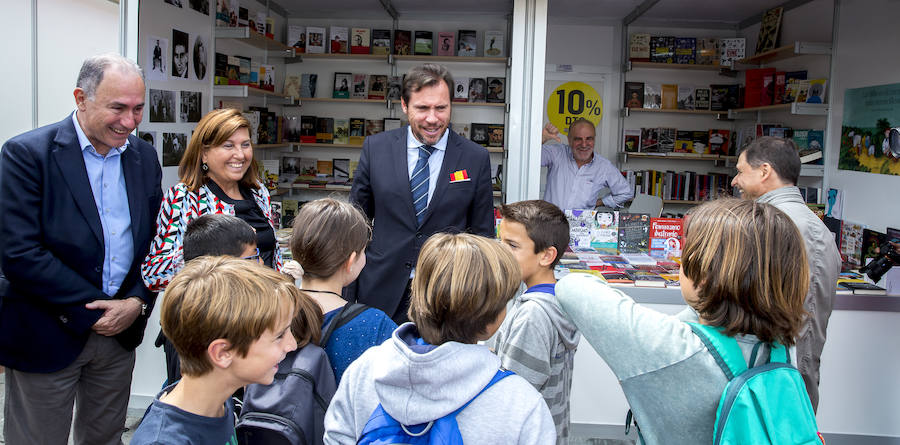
top-left (541, 119), bottom-right (633, 210)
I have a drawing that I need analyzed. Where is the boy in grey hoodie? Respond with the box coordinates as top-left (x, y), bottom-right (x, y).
top-left (323, 233), bottom-right (555, 444)
top-left (490, 200), bottom-right (579, 444)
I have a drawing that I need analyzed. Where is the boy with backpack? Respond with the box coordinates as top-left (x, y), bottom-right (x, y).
top-left (323, 233), bottom-right (555, 444)
top-left (131, 256), bottom-right (302, 444)
top-left (491, 200), bottom-right (579, 444)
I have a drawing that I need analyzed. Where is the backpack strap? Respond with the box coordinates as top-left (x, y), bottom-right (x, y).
top-left (768, 341), bottom-right (789, 364)
top-left (451, 369), bottom-right (515, 416)
top-left (688, 323), bottom-right (748, 379)
top-left (321, 302), bottom-right (369, 345)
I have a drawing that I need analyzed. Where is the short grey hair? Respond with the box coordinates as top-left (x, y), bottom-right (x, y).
top-left (76, 53), bottom-right (144, 100)
top-left (401, 63), bottom-right (454, 105)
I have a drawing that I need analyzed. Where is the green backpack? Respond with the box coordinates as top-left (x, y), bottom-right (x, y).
top-left (688, 323), bottom-right (824, 445)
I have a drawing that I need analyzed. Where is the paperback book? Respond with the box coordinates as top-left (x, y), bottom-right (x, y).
top-left (393, 30), bottom-right (411, 55)
top-left (300, 73), bottom-right (317, 98)
top-left (372, 29), bottom-right (392, 55)
top-left (414, 31), bottom-right (433, 55)
top-left (484, 30), bottom-right (504, 57)
top-left (350, 28), bottom-right (371, 54)
top-left (330, 26), bottom-right (349, 54)
top-left (486, 77), bottom-right (505, 103)
top-left (351, 74), bottom-right (368, 99)
top-left (306, 27), bottom-right (326, 54)
top-left (437, 32), bottom-right (455, 56)
top-left (368, 74), bottom-right (388, 100)
top-left (457, 30), bottom-right (477, 56)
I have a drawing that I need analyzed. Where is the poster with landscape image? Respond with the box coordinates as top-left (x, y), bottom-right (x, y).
top-left (838, 82), bottom-right (900, 176)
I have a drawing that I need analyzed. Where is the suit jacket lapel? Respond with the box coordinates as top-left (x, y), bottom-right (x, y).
top-left (52, 117), bottom-right (104, 245)
top-left (393, 128), bottom-right (417, 225)
top-left (122, 135), bottom-right (146, 249)
top-left (421, 131), bottom-right (460, 227)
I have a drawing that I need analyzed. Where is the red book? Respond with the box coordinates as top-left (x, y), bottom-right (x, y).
top-left (761, 73), bottom-right (775, 105)
top-left (774, 71), bottom-right (786, 104)
top-left (744, 67), bottom-right (775, 108)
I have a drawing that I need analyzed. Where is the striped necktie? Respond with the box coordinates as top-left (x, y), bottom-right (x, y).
top-left (410, 144), bottom-right (434, 227)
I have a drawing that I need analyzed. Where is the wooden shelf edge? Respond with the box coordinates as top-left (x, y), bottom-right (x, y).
top-left (396, 55), bottom-right (508, 64)
top-left (629, 61), bottom-right (724, 71)
top-left (214, 26), bottom-right (294, 54)
top-left (736, 41), bottom-right (832, 66)
top-left (628, 108), bottom-right (721, 115)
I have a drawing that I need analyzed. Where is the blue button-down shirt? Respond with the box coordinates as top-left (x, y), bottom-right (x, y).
top-left (406, 126), bottom-right (448, 208)
top-left (541, 142), bottom-right (634, 210)
top-left (72, 112), bottom-right (134, 296)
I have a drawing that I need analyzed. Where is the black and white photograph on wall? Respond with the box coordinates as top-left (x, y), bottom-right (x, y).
top-left (193, 34), bottom-right (208, 80)
top-left (172, 29), bottom-right (190, 79)
top-left (180, 91), bottom-right (202, 123)
top-left (162, 133), bottom-right (188, 167)
top-left (189, 0), bottom-right (209, 15)
top-left (138, 131), bottom-right (156, 148)
top-left (146, 37), bottom-right (168, 81)
top-left (149, 89), bottom-right (176, 123)
top-left (164, 0), bottom-right (183, 7)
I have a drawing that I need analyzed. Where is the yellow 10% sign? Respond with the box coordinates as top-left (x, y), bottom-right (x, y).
top-left (546, 81), bottom-right (603, 135)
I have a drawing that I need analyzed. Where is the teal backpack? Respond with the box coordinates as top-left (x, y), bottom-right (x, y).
top-left (689, 323), bottom-right (824, 445)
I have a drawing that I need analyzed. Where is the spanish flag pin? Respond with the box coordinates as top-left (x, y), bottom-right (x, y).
top-left (450, 169), bottom-right (470, 182)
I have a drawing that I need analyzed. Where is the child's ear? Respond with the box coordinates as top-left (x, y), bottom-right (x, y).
top-left (538, 246), bottom-right (558, 268)
top-left (344, 251), bottom-right (358, 274)
top-left (208, 339), bottom-right (234, 369)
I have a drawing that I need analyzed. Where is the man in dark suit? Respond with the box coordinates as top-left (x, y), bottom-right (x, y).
top-left (0, 54), bottom-right (163, 444)
top-left (350, 63), bottom-right (494, 323)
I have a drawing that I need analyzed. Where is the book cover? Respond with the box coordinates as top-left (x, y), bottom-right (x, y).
top-left (350, 28), bottom-right (371, 54)
top-left (774, 71), bottom-right (786, 104)
top-left (629, 271), bottom-right (668, 288)
top-left (488, 124), bottom-right (504, 147)
top-left (215, 0), bottom-right (230, 26)
top-left (451, 122), bottom-right (470, 140)
top-left (484, 30), bottom-right (505, 57)
top-left (453, 77), bottom-right (469, 102)
top-left (437, 32), bottom-right (455, 56)
top-left (641, 127), bottom-right (659, 152)
top-left (333, 118), bottom-right (349, 145)
top-left (258, 64), bottom-right (275, 91)
top-left (623, 129), bottom-right (641, 153)
top-left (840, 221), bottom-right (865, 267)
top-left (692, 131), bottom-right (710, 154)
top-left (283, 75), bottom-right (301, 99)
top-left (253, 11), bottom-right (265, 34)
top-left (393, 30), bottom-right (411, 55)
top-left (565, 209), bottom-right (596, 250)
top-left (387, 76), bottom-right (402, 101)
top-left (793, 129), bottom-right (810, 150)
top-left (300, 116), bottom-right (316, 143)
top-left (300, 73), bottom-right (317, 98)
top-left (365, 119), bottom-right (384, 136)
top-left (649, 217), bottom-right (683, 259)
top-left (330, 26), bottom-right (349, 54)
top-left (624, 82), bottom-right (644, 108)
top-left (674, 130), bottom-right (693, 153)
top-left (708, 129), bottom-right (731, 155)
top-left (793, 79), bottom-right (811, 103)
top-left (214, 52), bottom-right (229, 85)
top-left (744, 67), bottom-right (775, 108)
top-left (306, 27), bottom-right (326, 54)
top-left (333, 72), bottom-right (351, 99)
top-left (237, 6), bottom-right (248, 27)
top-left (349, 118), bottom-right (366, 145)
top-left (351, 74), bottom-right (368, 99)
top-left (288, 25), bottom-right (306, 53)
top-left (368, 74), bottom-right (388, 100)
top-left (761, 72), bottom-right (775, 105)
top-left (468, 78), bottom-right (486, 102)
top-left (710, 84), bottom-right (737, 111)
top-left (643, 83), bottom-right (661, 109)
top-left (718, 38), bottom-right (745, 67)
top-left (486, 77), bottom-right (505, 103)
top-left (372, 29), bottom-right (392, 55)
top-left (269, 201), bottom-right (282, 229)
top-left (808, 130), bottom-right (824, 152)
top-left (591, 211), bottom-right (619, 254)
top-left (694, 88), bottom-right (710, 110)
top-left (384, 118), bottom-right (402, 132)
top-left (281, 199), bottom-right (299, 227)
top-left (265, 17), bottom-right (274, 39)
top-left (414, 31), bottom-right (433, 55)
top-left (470, 123), bottom-right (490, 146)
top-left (806, 79), bottom-right (827, 104)
top-left (629, 33), bottom-right (651, 62)
top-left (839, 282), bottom-right (887, 295)
top-left (658, 128), bottom-right (675, 152)
top-left (782, 71), bottom-right (808, 102)
top-left (236, 55), bottom-right (250, 84)
top-left (333, 158), bottom-right (350, 182)
top-left (316, 117), bottom-right (334, 144)
top-left (350, 161), bottom-right (359, 180)
top-left (756, 7), bottom-right (784, 54)
top-left (674, 37), bottom-right (696, 64)
top-left (282, 116), bottom-right (301, 143)
top-left (241, 111), bottom-right (259, 143)
top-left (457, 30), bottom-right (477, 56)
top-left (677, 85), bottom-right (694, 110)
top-left (650, 36), bottom-right (674, 63)
top-left (696, 38), bottom-right (718, 65)
top-left (249, 60), bottom-right (260, 86)
top-left (316, 159), bottom-right (333, 176)
top-left (617, 213), bottom-right (651, 254)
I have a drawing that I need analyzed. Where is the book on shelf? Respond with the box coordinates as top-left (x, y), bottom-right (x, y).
top-left (617, 213), bottom-right (651, 254)
top-left (350, 28), bottom-right (371, 54)
top-left (798, 186), bottom-right (820, 204)
top-left (629, 33), bottom-right (651, 62)
top-left (251, 12), bottom-right (265, 34)
top-left (249, 60), bottom-right (260, 87)
top-left (349, 160), bottom-right (359, 180)
top-left (414, 31), bottom-right (433, 55)
top-left (368, 74), bottom-right (388, 100)
top-left (677, 85), bottom-right (694, 110)
top-left (624, 82), bottom-right (644, 108)
top-left (484, 30), bottom-right (505, 57)
top-left (806, 79), bottom-right (827, 104)
top-left (623, 129), bottom-right (641, 153)
top-left (601, 271), bottom-right (634, 284)
top-left (641, 127), bottom-right (659, 152)
top-left (237, 6), bottom-right (248, 28)
top-left (694, 88), bottom-right (710, 110)
top-left (393, 30), bottom-right (411, 55)
top-left (650, 36), bottom-right (674, 63)
top-left (486, 77), bottom-right (505, 103)
top-left (782, 71), bottom-right (808, 102)
top-left (862, 229), bottom-right (888, 265)
top-left (453, 77), bottom-right (469, 102)
top-left (774, 71), bottom-right (787, 104)
top-left (468, 78), bottom-right (486, 102)
top-left (242, 111), bottom-right (259, 144)
top-left (316, 117), bottom-right (334, 144)
top-left (258, 64), bottom-right (275, 91)
top-left (658, 128), bottom-right (676, 152)
top-left (756, 6), bottom-right (784, 54)
top-left (437, 32), bottom-right (455, 56)
top-left (649, 217), bottom-right (683, 259)
top-left (674, 131), bottom-right (693, 154)
top-left (736, 125), bottom-right (756, 151)
top-left (333, 118), bottom-right (349, 145)
top-left (692, 131), bottom-right (709, 154)
top-left (718, 38), bottom-right (745, 67)
top-left (300, 116), bottom-right (316, 143)
top-left (215, 0), bottom-right (230, 26)
top-left (696, 38), bottom-right (718, 65)
top-left (365, 119), bottom-right (384, 136)
top-left (387, 76), bottom-right (402, 101)
top-left (333, 158), bottom-right (350, 182)
top-left (710, 84), bottom-right (740, 111)
top-left (674, 37), bottom-right (696, 64)
top-left (214, 53), bottom-right (229, 85)
top-left (760, 71), bottom-right (776, 106)
top-left (260, 159), bottom-right (279, 191)
top-left (306, 27), bottom-right (326, 54)
top-left (349, 118), bottom-right (365, 145)
top-left (643, 83), bottom-right (661, 109)
top-left (451, 122), bottom-right (470, 139)
top-left (372, 29), bottom-right (391, 55)
top-left (384, 118), bottom-right (402, 132)
top-left (236, 56), bottom-right (250, 85)
top-left (269, 201), bottom-right (282, 229)
top-left (745, 68), bottom-right (776, 108)
top-left (629, 271), bottom-right (668, 287)
top-left (288, 25), bottom-right (306, 53)
top-left (838, 281), bottom-right (887, 295)
top-left (708, 129), bottom-right (731, 155)
top-left (351, 74), bottom-right (368, 99)
top-left (330, 26), bottom-right (349, 54)
top-left (264, 17), bottom-right (275, 39)
top-left (283, 75), bottom-right (301, 99)
top-left (457, 30), bottom-right (477, 56)
top-left (470, 123), bottom-right (490, 146)
top-left (840, 221), bottom-right (864, 267)
top-left (300, 73), bottom-right (317, 98)
top-left (333, 72), bottom-right (351, 99)
top-left (281, 199), bottom-right (299, 228)
top-left (488, 124), bottom-right (504, 147)
top-left (316, 160), bottom-right (333, 176)
top-left (282, 116), bottom-right (301, 143)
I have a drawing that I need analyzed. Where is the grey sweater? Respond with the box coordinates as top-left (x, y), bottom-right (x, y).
top-left (488, 283), bottom-right (579, 444)
top-left (323, 323), bottom-right (556, 444)
top-left (556, 273), bottom-right (775, 445)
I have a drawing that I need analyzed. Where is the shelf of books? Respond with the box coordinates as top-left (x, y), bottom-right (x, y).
top-left (728, 102), bottom-right (829, 117)
top-left (255, 143), bottom-right (293, 149)
top-left (215, 27), bottom-right (296, 56)
top-left (293, 53), bottom-right (388, 62)
top-left (300, 97), bottom-right (388, 105)
top-left (213, 85), bottom-right (295, 103)
top-left (624, 107), bottom-right (723, 116)
top-left (736, 41), bottom-right (832, 67)
top-left (394, 55), bottom-right (508, 64)
top-left (620, 152), bottom-right (735, 162)
top-left (627, 61), bottom-right (727, 72)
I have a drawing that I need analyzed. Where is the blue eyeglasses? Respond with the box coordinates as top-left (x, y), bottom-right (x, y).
top-left (242, 247), bottom-right (260, 262)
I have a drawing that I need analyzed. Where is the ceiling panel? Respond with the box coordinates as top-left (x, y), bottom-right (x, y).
top-left (275, 0), bottom-right (512, 18)
top-left (548, 0), bottom-right (808, 27)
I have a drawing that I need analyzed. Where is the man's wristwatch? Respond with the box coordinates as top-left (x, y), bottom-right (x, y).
top-left (131, 297), bottom-right (148, 316)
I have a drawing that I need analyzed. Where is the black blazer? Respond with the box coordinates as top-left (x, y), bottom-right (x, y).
top-left (0, 114), bottom-right (163, 373)
top-left (350, 127), bottom-right (494, 316)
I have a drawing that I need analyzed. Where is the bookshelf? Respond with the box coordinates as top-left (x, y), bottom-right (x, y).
top-left (214, 27), bottom-right (295, 57)
top-left (735, 41), bottom-right (832, 67)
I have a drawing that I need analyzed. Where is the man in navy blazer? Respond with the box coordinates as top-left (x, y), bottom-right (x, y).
top-left (350, 64), bottom-right (495, 322)
top-left (0, 54), bottom-right (162, 444)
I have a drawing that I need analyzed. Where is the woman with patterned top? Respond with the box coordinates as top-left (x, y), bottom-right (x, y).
top-left (141, 108), bottom-right (282, 292)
